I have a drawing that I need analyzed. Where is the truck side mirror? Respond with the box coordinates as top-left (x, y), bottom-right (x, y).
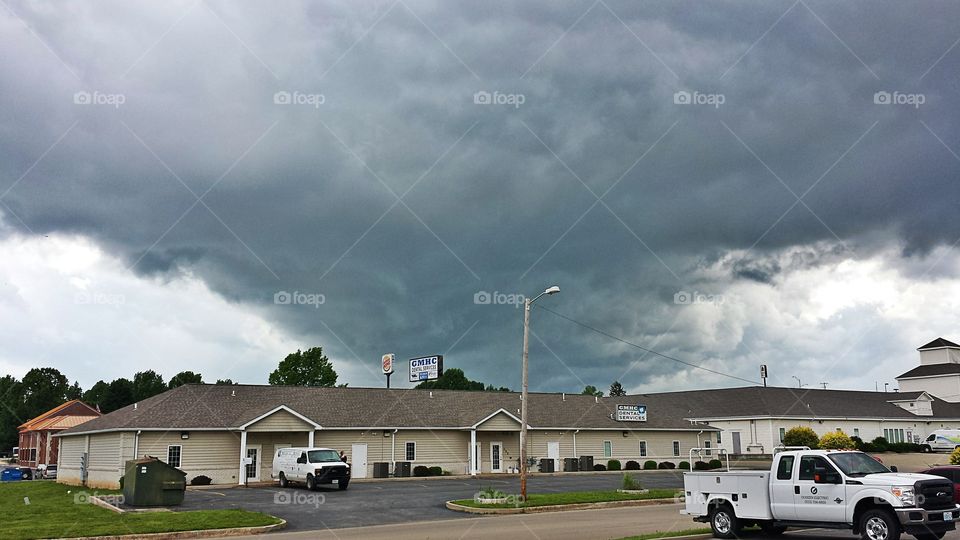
top-left (890, 466), bottom-right (898, 472)
top-left (815, 472), bottom-right (842, 484)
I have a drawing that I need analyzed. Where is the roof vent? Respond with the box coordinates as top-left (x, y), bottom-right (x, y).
top-left (231, 390), bottom-right (236, 397)
top-left (562, 393), bottom-right (565, 401)
top-left (595, 395), bottom-right (598, 403)
top-left (134, 403), bottom-right (138, 410)
top-left (429, 391), bottom-right (433, 398)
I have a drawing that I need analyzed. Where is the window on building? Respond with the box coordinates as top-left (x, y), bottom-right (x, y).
top-left (717, 431), bottom-right (722, 444)
top-left (603, 440), bottom-right (612, 458)
top-left (405, 442), bottom-right (416, 461)
top-left (704, 440), bottom-right (711, 456)
top-left (167, 445), bottom-right (182, 468)
top-left (776, 455), bottom-right (794, 480)
top-left (853, 428), bottom-right (859, 438)
top-left (672, 441), bottom-right (680, 457)
top-left (835, 427), bottom-right (842, 432)
top-left (30, 448), bottom-right (37, 461)
top-left (639, 441), bottom-right (647, 457)
top-left (779, 427), bottom-right (785, 443)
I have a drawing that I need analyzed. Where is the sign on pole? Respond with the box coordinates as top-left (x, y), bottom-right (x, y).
top-left (382, 354), bottom-right (395, 375)
top-left (616, 404), bottom-right (647, 422)
top-left (409, 355), bottom-right (443, 382)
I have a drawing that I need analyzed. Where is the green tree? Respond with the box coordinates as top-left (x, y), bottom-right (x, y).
top-left (415, 368), bottom-right (484, 391)
top-left (168, 371), bottom-right (203, 388)
top-left (132, 370), bottom-right (167, 401)
top-left (783, 426), bottom-right (820, 449)
top-left (82, 380), bottom-right (109, 411)
top-left (269, 347), bottom-right (338, 387)
top-left (66, 381), bottom-right (83, 400)
top-left (215, 379), bottom-right (237, 385)
top-left (581, 385), bottom-right (604, 397)
top-left (20, 367), bottom-right (71, 418)
top-left (609, 381), bottom-right (626, 396)
top-left (0, 375), bottom-right (23, 451)
top-left (819, 430), bottom-right (855, 450)
top-left (100, 378), bottom-right (135, 413)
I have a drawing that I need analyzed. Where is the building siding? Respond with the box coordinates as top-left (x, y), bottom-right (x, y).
top-left (137, 431), bottom-right (241, 485)
top-left (476, 412), bottom-right (520, 431)
top-left (246, 410), bottom-right (314, 432)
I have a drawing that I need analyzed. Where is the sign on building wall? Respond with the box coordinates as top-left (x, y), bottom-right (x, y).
top-left (616, 404), bottom-right (647, 422)
top-left (409, 355), bottom-right (443, 382)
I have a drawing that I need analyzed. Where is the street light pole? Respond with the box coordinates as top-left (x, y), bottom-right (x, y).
top-left (520, 285), bottom-right (559, 502)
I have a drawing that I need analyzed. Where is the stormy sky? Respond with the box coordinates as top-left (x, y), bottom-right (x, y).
top-left (2, 0), bottom-right (960, 395)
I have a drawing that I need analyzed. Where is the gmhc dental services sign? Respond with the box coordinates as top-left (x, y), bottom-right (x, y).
top-left (616, 404), bottom-right (647, 422)
top-left (409, 355), bottom-right (443, 382)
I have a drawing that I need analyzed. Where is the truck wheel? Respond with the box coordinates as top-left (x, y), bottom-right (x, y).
top-left (710, 504), bottom-right (740, 539)
top-left (278, 473), bottom-right (288, 488)
top-left (761, 523), bottom-right (788, 536)
top-left (338, 480), bottom-right (349, 490)
top-left (305, 474), bottom-right (316, 491)
top-left (861, 509), bottom-right (901, 540)
top-left (921, 445), bottom-right (932, 453)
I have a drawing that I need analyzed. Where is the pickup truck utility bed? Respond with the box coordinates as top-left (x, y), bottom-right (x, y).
top-left (682, 449), bottom-right (959, 540)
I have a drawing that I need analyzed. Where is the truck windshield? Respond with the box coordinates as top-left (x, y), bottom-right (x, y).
top-left (827, 452), bottom-right (889, 477)
top-left (308, 450), bottom-right (342, 463)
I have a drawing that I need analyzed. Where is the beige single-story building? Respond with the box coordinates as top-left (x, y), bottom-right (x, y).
top-left (54, 385), bottom-right (718, 488)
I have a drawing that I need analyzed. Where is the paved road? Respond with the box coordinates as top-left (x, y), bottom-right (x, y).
top-left (182, 472), bottom-right (684, 531)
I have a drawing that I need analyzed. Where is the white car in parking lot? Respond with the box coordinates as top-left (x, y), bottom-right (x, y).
top-left (271, 447), bottom-right (350, 490)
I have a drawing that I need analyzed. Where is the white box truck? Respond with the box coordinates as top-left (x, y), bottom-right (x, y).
top-left (682, 449), bottom-right (959, 540)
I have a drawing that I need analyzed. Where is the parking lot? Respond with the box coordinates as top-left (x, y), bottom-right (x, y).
top-left (178, 471), bottom-right (684, 531)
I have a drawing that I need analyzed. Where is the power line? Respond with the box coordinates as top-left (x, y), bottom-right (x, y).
top-left (534, 305), bottom-right (762, 386)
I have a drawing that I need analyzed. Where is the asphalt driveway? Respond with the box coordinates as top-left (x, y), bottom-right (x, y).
top-left (177, 472), bottom-right (684, 531)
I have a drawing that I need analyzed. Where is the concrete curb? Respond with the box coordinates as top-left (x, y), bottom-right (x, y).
top-left (71, 519), bottom-right (286, 539)
top-left (445, 496), bottom-right (679, 515)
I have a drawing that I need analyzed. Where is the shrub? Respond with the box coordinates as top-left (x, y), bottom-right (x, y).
top-left (871, 437), bottom-right (889, 452)
top-left (190, 475), bottom-right (212, 486)
top-left (708, 459), bottom-right (723, 469)
top-left (413, 465), bottom-right (431, 477)
top-left (693, 461), bottom-right (710, 470)
top-left (888, 442), bottom-right (923, 453)
top-left (819, 431), bottom-right (855, 450)
top-left (678, 461), bottom-right (691, 470)
top-left (950, 447), bottom-right (960, 465)
top-left (783, 426), bottom-right (819, 449)
top-left (643, 460), bottom-right (658, 470)
top-left (428, 466), bottom-right (443, 476)
top-left (594, 464), bottom-right (607, 471)
top-left (607, 459), bottom-right (622, 471)
top-left (851, 436), bottom-right (865, 450)
top-left (658, 461), bottom-right (676, 469)
top-left (625, 460), bottom-right (641, 470)
top-left (622, 473), bottom-right (642, 490)
top-left (118, 476), bottom-right (124, 489)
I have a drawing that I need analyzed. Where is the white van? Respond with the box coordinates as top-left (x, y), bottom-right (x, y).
top-left (271, 447), bottom-right (350, 490)
top-left (921, 429), bottom-right (960, 452)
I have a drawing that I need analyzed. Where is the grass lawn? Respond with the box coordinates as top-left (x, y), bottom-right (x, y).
top-left (616, 528), bottom-right (712, 540)
top-left (1, 481), bottom-right (281, 540)
top-left (451, 488), bottom-right (681, 508)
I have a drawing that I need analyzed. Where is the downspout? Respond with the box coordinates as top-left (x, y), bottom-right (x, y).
top-left (133, 430), bottom-right (141, 459)
top-left (573, 430), bottom-right (579, 457)
top-left (391, 429), bottom-right (398, 474)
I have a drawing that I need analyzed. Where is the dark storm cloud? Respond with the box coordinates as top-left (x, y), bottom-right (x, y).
top-left (2, 0), bottom-right (960, 391)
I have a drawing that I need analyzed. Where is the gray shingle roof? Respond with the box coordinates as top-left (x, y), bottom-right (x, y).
top-left (58, 383), bottom-right (960, 438)
top-left (57, 384), bottom-right (714, 436)
top-left (897, 364), bottom-right (960, 379)
top-left (919, 338), bottom-right (960, 350)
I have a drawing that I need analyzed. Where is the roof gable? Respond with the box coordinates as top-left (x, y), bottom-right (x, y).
top-left (472, 409), bottom-right (523, 430)
top-left (19, 400), bottom-right (100, 431)
top-left (919, 337), bottom-right (960, 350)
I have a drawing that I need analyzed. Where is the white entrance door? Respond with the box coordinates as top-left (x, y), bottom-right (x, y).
top-left (732, 432), bottom-right (742, 454)
top-left (547, 441), bottom-right (560, 471)
top-left (351, 444), bottom-right (368, 479)
top-left (490, 442), bottom-right (503, 473)
top-left (245, 445), bottom-right (261, 482)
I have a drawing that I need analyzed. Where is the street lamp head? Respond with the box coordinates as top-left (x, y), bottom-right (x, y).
top-left (544, 285), bottom-right (560, 295)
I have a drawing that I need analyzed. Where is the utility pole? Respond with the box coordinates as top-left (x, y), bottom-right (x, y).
top-left (820, 382), bottom-right (828, 389)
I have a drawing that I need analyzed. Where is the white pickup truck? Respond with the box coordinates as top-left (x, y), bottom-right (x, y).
top-left (682, 449), bottom-right (959, 540)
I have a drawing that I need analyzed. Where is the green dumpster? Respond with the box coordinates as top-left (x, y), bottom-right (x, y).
top-left (122, 456), bottom-right (187, 506)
